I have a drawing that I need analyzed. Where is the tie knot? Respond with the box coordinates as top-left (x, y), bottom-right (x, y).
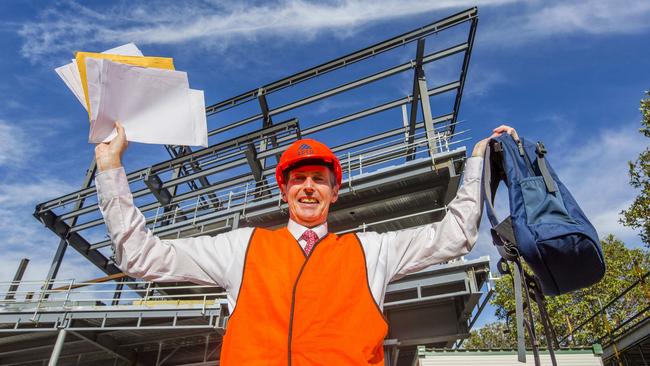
top-left (300, 229), bottom-right (319, 255)
top-left (300, 229), bottom-right (319, 244)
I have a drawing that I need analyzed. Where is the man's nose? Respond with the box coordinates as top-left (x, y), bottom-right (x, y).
top-left (303, 177), bottom-right (315, 191)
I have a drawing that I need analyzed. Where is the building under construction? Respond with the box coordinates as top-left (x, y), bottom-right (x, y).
top-left (0, 8), bottom-right (497, 366)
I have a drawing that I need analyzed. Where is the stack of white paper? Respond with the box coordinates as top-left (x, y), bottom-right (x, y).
top-left (55, 43), bottom-right (208, 147)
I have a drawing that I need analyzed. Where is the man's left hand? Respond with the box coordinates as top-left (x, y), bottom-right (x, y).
top-left (472, 125), bottom-right (519, 157)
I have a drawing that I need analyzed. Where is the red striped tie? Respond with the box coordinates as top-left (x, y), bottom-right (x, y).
top-left (300, 229), bottom-right (319, 255)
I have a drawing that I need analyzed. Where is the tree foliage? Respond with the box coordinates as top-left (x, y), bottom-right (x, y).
top-left (463, 321), bottom-right (517, 349)
top-left (464, 235), bottom-right (650, 349)
top-left (620, 91), bottom-right (650, 246)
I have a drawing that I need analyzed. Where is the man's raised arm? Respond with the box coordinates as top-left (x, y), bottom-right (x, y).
top-left (357, 125), bottom-right (519, 287)
top-left (94, 123), bottom-right (250, 289)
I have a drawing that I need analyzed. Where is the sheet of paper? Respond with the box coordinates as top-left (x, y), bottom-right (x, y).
top-left (89, 60), bottom-right (207, 147)
top-left (55, 64), bottom-right (87, 108)
top-left (54, 43), bottom-right (143, 110)
top-left (75, 52), bottom-right (175, 119)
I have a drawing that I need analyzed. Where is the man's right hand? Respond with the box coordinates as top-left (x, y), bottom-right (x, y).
top-left (95, 122), bottom-right (128, 172)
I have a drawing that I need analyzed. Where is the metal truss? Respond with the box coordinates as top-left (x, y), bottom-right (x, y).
top-left (31, 8), bottom-right (478, 281)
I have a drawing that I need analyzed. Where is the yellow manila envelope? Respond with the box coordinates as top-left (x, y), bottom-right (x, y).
top-left (75, 52), bottom-right (175, 120)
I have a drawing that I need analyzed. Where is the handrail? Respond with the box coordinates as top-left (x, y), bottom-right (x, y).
top-left (557, 270), bottom-right (650, 345)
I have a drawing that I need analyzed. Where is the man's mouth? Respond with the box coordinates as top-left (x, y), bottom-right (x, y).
top-left (298, 197), bottom-right (319, 204)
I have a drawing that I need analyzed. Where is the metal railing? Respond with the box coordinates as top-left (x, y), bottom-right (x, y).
top-left (0, 278), bottom-right (226, 311)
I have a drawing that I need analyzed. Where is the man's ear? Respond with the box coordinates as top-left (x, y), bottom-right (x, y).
top-left (280, 185), bottom-right (288, 202)
top-left (330, 184), bottom-right (339, 204)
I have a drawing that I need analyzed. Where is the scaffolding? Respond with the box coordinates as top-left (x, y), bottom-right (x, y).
top-left (1, 7), bottom-right (492, 366)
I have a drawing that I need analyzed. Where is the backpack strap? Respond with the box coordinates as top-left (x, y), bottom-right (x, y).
top-left (535, 142), bottom-right (558, 193)
top-left (512, 260), bottom-right (528, 363)
top-left (483, 139), bottom-right (519, 260)
top-left (527, 274), bottom-right (559, 366)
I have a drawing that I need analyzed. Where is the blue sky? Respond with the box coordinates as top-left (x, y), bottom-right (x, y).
top-left (0, 0), bottom-right (648, 327)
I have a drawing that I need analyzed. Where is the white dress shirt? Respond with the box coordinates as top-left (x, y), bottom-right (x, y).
top-left (96, 157), bottom-right (483, 312)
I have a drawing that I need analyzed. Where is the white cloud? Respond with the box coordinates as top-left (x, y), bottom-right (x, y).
top-left (16, 0), bottom-right (650, 64)
top-left (465, 68), bottom-right (508, 98)
top-left (17, 0), bottom-right (514, 62)
top-left (0, 178), bottom-right (102, 284)
top-left (0, 120), bottom-right (30, 167)
top-left (552, 123), bottom-right (645, 244)
top-left (481, 0), bottom-right (650, 45)
top-left (0, 116), bottom-right (99, 283)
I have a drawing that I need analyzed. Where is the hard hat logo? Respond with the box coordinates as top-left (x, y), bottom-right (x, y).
top-left (297, 144), bottom-right (314, 156)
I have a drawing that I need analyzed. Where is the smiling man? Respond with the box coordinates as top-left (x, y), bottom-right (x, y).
top-left (94, 124), bottom-right (517, 365)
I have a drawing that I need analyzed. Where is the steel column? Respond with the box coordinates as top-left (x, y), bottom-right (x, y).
top-left (5, 258), bottom-right (29, 301)
top-left (415, 55), bottom-right (438, 168)
top-left (449, 16), bottom-right (478, 135)
top-left (47, 329), bottom-right (67, 366)
top-left (406, 39), bottom-right (426, 160)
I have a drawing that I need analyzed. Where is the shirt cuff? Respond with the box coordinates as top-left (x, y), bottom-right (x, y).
top-left (463, 156), bottom-right (483, 182)
top-left (95, 167), bottom-right (131, 202)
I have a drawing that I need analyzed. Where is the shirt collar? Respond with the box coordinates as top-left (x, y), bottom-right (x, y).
top-left (287, 219), bottom-right (328, 241)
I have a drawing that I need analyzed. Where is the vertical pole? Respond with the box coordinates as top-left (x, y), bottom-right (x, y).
top-left (155, 342), bottom-right (163, 366)
top-left (48, 329), bottom-right (67, 366)
top-left (639, 343), bottom-right (648, 366)
top-left (513, 261), bottom-right (526, 363)
top-left (112, 278), bottom-right (125, 306)
top-left (405, 39), bottom-right (425, 161)
top-left (416, 65), bottom-right (437, 168)
top-left (5, 258), bottom-right (29, 301)
top-left (43, 160), bottom-right (97, 297)
top-left (203, 335), bottom-right (210, 362)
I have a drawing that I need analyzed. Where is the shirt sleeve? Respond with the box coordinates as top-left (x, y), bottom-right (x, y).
top-left (95, 167), bottom-right (252, 290)
top-left (357, 156), bottom-right (483, 287)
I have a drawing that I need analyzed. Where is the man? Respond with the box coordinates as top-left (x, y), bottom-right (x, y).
top-left (95, 123), bottom-right (517, 365)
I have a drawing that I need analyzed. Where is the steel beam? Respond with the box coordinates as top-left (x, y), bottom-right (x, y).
top-left (166, 146), bottom-right (221, 211)
top-left (35, 209), bottom-right (122, 277)
top-left (70, 330), bottom-right (137, 365)
top-left (144, 171), bottom-right (173, 206)
top-left (5, 258), bottom-right (29, 301)
top-left (406, 39), bottom-right (426, 160)
top-left (450, 16), bottom-right (478, 135)
top-left (415, 57), bottom-right (438, 168)
top-left (203, 7), bottom-right (476, 116)
top-left (208, 42), bottom-right (468, 137)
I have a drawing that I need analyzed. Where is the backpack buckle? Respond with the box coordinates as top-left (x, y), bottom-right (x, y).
top-left (536, 141), bottom-right (547, 157)
top-left (492, 140), bottom-right (503, 152)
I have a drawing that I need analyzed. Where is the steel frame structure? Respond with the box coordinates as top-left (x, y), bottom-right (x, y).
top-left (3, 7), bottom-right (489, 366)
top-left (0, 257), bottom-right (491, 366)
top-left (32, 7), bottom-right (478, 279)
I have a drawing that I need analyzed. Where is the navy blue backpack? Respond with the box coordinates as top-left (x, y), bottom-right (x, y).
top-left (483, 134), bottom-right (607, 364)
top-left (484, 134), bottom-right (606, 295)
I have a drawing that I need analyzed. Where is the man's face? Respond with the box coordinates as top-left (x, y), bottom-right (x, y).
top-left (282, 164), bottom-right (339, 228)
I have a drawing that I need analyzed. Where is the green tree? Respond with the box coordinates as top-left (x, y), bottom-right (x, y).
top-left (463, 235), bottom-right (650, 349)
top-left (463, 321), bottom-right (517, 349)
top-left (620, 91), bottom-right (650, 246)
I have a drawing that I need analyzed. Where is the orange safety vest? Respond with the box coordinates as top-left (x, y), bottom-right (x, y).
top-left (220, 227), bottom-right (388, 365)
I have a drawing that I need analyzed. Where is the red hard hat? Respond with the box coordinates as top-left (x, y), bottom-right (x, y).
top-left (275, 139), bottom-right (342, 188)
